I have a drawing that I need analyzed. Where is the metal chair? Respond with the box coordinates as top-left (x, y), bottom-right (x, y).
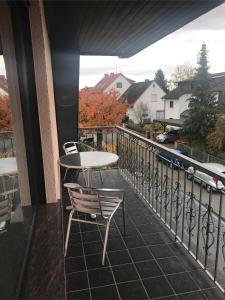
top-left (62, 141), bottom-right (103, 184)
top-left (64, 183), bottom-right (125, 265)
top-left (0, 175), bottom-right (18, 232)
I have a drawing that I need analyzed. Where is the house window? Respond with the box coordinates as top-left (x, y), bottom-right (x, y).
top-left (170, 101), bottom-right (174, 108)
top-left (152, 83), bottom-right (155, 88)
top-left (151, 94), bottom-right (157, 102)
top-left (116, 82), bottom-right (122, 88)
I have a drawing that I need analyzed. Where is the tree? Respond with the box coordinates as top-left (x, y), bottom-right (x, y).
top-left (184, 43), bottom-right (218, 148)
top-left (154, 69), bottom-right (167, 91)
top-left (0, 95), bottom-right (12, 131)
top-left (168, 62), bottom-right (195, 89)
top-left (207, 115), bottom-right (225, 154)
top-left (133, 102), bottom-right (150, 125)
top-left (171, 62), bottom-right (195, 82)
top-left (79, 88), bottom-right (128, 127)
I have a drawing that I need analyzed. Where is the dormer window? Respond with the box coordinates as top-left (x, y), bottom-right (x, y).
top-left (116, 82), bottom-right (122, 88)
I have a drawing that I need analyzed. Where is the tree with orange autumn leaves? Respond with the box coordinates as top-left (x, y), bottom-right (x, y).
top-left (0, 95), bottom-right (12, 131)
top-left (79, 88), bottom-right (128, 127)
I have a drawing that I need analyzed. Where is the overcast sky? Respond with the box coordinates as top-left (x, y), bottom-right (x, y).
top-left (0, 3), bottom-right (225, 89)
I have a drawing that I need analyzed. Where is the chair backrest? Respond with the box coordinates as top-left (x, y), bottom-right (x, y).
top-left (63, 142), bottom-right (79, 155)
top-left (65, 183), bottom-right (102, 216)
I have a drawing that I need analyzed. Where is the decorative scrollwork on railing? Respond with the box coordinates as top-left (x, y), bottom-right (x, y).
top-left (163, 175), bottom-right (170, 213)
top-left (172, 182), bottom-right (183, 223)
top-left (222, 231), bottom-right (225, 272)
top-left (186, 192), bottom-right (197, 236)
top-left (201, 204), bottom-right (215, 257)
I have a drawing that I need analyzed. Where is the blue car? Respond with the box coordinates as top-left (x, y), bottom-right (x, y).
top-left (156, 148), bottom-right (189, 169)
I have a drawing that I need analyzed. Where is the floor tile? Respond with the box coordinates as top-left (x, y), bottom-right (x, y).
top-left (135, 260), bottom-right (162, 278)
top-left (65, 256), bottom-right (86, 274)
top-left (83, 241), bottom-right (103, 255)
top-left (143, 276), bottom-right (174, 299)
top-left (107, 238), bottom-right (126, 251)
top-left (108, 249), bottom-right (132, 266)
top-left (177, 253), bottom-right (201, 271)
top-left (88, 267), bottom-right (114, 288)
top-left (157, 256), bottom-right (186, 275)
top-left (82, 230), bottom-right (101, 243)
top-left (123, 235), bottom-right (145, 248)
top-left (66, 243), bottom-right (84, 258)
top-left (201, 287), bottom-right (225, 300)
top-left (69, 233), bottom-right (82, 244)
top-left (129, 246), bottom-right (153, 262)
top-left (117, 280), bottom-right (148, 300)
top-left (67, 289), bottom-right (90, 300)
top-left (91, 285), bottom-right (120, 300)
top-left (149, 244), bottom-right (175, 259)
top-left (112, 263), bottom-right (139, 283)
top-left (167, 272), bottom-right (199, 294)
top-left (178, 291), bottom-right (206, 300)
top-left (85, 253), bottom-right (109, 270)
top-left (141, 233), bottom-right (165, 245)
top-left (189, 269), bottom-right (214, 289)
top-left (66, 271), bottom-right (89, 292)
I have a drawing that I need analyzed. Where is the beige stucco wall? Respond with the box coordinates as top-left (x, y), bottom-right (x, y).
top-left (29, 0), bottom-right (60, 202)
top-left (0, 2), bottom-right (31, 206)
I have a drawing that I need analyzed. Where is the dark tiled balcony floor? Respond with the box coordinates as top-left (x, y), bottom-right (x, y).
top-left (62, 170), bottom-right (225, 300)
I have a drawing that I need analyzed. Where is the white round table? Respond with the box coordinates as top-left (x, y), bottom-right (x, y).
top-left (0, 157), bottom-right (17, 176)
top-left (59, 151), bottom-right (119, 187)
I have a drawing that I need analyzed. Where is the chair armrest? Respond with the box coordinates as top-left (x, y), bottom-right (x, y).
top-left (95, 188), bottom-right (125, 193)
top-left (64, 182), bottom-right (81, 189)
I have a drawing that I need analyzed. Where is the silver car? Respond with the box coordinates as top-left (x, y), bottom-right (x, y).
top-left (187, 163), bottom-right (225, 192)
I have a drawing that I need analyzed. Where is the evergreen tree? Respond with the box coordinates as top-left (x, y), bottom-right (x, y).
top-left (184, 43), bottom-right (218, 148)
top-left (154, 69), bottom-right (167, 92)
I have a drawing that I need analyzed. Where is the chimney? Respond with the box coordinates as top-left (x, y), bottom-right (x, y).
top-left (110, 72), bottom-right (114, 76)
top-left (145, 79), bottom-right (150, 83)
top-left (104, 74), bottom-right (108, 77)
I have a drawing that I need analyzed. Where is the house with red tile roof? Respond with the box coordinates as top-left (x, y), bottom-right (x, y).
top-left (0, 75), bottom-right (8, 96)
top-left (95, 72), bottom-right (134, 96)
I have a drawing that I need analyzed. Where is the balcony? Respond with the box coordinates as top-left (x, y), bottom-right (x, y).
top-left (61, 126), bottom-right (225, 299)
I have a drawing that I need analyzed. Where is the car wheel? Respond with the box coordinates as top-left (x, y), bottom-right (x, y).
top-left (206, 185), bottom-right (212, 193)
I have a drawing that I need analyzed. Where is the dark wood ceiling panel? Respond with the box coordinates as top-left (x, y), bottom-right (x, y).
top-left (44, 1), bottom-right (224, 58)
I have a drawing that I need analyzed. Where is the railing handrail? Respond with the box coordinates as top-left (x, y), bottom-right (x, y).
top-left (79, 126), bottom-right (116, 130)
top-left (115, 126), bottom-right (225, 184)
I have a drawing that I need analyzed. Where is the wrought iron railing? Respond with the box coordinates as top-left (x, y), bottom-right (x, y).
top-left (0, 131), bottom-right (15, 157)
top-left (79, 125), bottom-right (225, 292)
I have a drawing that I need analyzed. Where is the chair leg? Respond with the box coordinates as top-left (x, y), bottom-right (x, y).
top-left (102, 222), bottom-right (110, 265)
top-left (63, 168), bottom-right (69, 181)
top-left (99, 170), bottom-right (103, 184)
top-left (122, 201), bottom-right (126, 236)
top-left (64, 211), bottom-right (73, 257)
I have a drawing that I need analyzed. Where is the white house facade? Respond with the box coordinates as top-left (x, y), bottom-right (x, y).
top-left (122, 80), bottom-right (166, 124)
top-left (163, 73), bottom-right (225, 121)
top-left (164, 93), bottom-right (190, 119)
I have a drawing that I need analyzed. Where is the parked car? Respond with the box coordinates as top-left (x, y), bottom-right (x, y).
top-left (156, 148), bottom-right (189, 169)
top-left (187, 163), bottom-right (225, 192)
top-left (156, 130), bottom-right (180, 143)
